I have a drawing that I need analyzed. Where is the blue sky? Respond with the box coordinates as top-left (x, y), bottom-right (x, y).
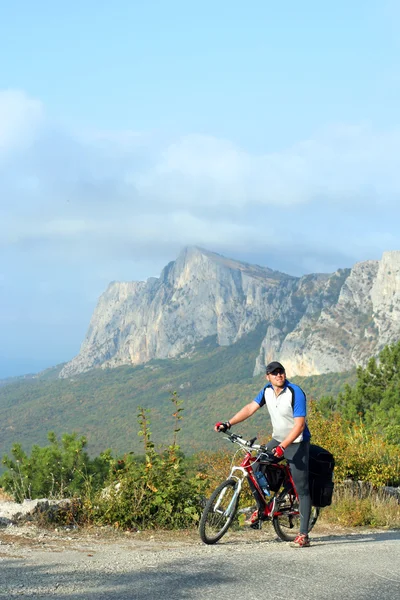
top-left (1, 0), bottom-right (400, 377)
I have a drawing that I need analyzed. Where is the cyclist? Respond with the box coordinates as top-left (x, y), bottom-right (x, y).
top-left (215, 360), bottom-right (312, 548)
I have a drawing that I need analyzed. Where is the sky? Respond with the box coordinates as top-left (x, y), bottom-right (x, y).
top-left (1, 0), bottom-right (400, 378)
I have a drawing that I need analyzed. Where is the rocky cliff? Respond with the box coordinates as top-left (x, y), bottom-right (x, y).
top-left (60, 247), bottom-right (400, 378)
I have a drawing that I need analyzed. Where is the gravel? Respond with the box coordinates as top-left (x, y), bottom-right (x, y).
top-left (1, 499), bottom-right (400, 599)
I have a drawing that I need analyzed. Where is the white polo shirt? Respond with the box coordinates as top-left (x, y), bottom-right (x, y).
top-left (253, 380), bottom-right (311, 443)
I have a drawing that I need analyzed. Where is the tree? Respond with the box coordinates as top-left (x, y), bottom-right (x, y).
top-left (1, 432), bottom-right (110, 502)
top-left (333, 341), bottom-right (400, 442)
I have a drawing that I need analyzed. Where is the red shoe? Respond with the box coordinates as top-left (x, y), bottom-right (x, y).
top-left (245, 509), bottom-right (261, 528)
top-left (250, 509), bottom-right (259, 524)
top-left (290, 534), bottom-right (310, 548)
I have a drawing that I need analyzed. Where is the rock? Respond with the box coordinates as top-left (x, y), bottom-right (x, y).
top-left (59, 247), bottom-right (400, 378)
top-left (0, 498), bottom-right (82, 526)
top-left (0, 498), bottom-right (45, 525)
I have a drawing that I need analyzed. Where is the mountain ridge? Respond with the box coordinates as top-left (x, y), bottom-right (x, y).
top-left (60, 247), bottom-right (400, 379)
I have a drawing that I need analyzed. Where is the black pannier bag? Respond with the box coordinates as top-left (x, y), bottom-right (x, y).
top-left (248, 459), bottom-right (285, 512)
top-left (308, 444), bottom-right (335, 507)
top-left (259, 462), bottom-right (285, 492)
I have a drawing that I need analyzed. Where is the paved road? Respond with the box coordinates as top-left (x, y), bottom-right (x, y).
top-left (1, 527), bottom-right (399, 599)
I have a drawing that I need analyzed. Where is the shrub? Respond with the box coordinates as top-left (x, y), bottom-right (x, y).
top-left (320, 341), bottom-right (400, 444)
top-left (87, 396), bottom-right (209, 529)
top-left (1, 432), bottom-right (110, 502)
top-left (308, 402), bottom-right (400, 487)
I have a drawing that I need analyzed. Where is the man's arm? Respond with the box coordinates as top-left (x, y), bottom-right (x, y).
top-left (280, 416), bottom-right (306, 449)
top-left (229, 400), bottom-right (261, 426)
top-left (280, 384), bottom-right (307, 449)
top-left (214, 401), bottom-right (260, 431)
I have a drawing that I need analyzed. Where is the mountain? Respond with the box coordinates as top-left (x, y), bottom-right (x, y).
top-left (60, 247), bottom-right (400, 379)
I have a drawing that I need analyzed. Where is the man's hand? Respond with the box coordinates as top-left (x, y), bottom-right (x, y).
top-left (272, 444), bottom-right (285, 458)
top-left (214, 421), bottom-right (231, 432)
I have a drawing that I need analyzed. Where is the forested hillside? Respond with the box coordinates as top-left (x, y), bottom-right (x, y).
top-left (317, 341), bottom-right (400, 444)
top-left (0, 325), bottom-right (357, 463)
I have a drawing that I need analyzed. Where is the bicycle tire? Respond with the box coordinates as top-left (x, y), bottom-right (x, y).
top-left (272, 489), bottom-right (320, 542)
top-left (199, 479), bottom-right (240, 544)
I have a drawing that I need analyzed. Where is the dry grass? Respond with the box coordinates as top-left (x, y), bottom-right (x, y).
top-left (0, 487), bottom-right (14, 501)
top-left (320, 484), bottom-right (400, 528)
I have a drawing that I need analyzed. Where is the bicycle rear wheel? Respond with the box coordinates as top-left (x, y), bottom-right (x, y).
top-left (272, 489), bottom-right (319, 542)
top-left (199, 479), bottom-right (240, 544)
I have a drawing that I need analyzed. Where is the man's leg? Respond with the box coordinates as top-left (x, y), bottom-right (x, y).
top-left (284, 441), bottom-right (311, 535)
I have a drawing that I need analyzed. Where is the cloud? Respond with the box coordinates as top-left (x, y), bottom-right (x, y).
top-left (136, 125), bottom-right (400, 210)
top-left (0, 90), bottom-right (44, 156)
top-left (3, 89), bottom-right (400, 371)
top-left (1, 89), bottom-right (400, 275)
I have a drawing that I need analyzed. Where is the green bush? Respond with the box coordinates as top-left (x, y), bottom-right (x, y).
top-left (0, 393), bottom-right (208, 529)
top-left (87, 398), bottom-right (208, 529)
top-left (319, 341), bottom-right (400, 444)
top-left (1, 432), bottom-right (109, 502)
top-left (308, 402), bottom-right (400, 487)
top-left (89, 451), bottom-right (206, 530)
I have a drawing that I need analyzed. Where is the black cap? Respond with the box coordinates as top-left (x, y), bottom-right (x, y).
top-left (265, 361), bottom-right (285, 374)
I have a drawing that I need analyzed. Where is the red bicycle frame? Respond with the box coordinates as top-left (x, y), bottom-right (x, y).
top-left (239, 448), bottom-right (299, 520)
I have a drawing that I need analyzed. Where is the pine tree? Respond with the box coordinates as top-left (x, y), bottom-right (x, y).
top-left (333, 341), bottom-right (400, 443)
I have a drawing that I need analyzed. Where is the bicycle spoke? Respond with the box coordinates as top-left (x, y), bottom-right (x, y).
top-left (272, 490), bottom-right (319, 541)
top-left (199, 479), bottom-right (240, 544)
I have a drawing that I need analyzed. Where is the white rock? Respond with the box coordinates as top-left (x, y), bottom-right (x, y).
top-left (59, 247), bottom-right (400, 378)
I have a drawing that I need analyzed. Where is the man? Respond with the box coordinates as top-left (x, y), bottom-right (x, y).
top-left (215, 361), bottom-right (312, 548)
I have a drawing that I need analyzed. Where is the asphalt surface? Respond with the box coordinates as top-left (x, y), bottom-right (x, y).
top-left (1, 526), bottom-right (399, 599)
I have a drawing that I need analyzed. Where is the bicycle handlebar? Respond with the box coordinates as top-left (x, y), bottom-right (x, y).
top-left (221, 431), bottom-right (277, 461)
top-left (222, 431), bottom-right (258, 447)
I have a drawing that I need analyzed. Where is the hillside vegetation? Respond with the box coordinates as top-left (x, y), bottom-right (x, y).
top-left (2, 340), bottom-right (400, 529)
top-left (1, 381), bottom-right (399, 530)
top-left (0, 325), bottom-right (357, 463)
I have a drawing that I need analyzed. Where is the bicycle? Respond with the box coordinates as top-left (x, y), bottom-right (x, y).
top-left (199, 431), bottom-right (319, 544)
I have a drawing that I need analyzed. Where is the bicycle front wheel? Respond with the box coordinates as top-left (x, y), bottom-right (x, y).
top-left (272, 489), bottom-right (320, 542)
top-left (199, 479), bottom-right (240, 544)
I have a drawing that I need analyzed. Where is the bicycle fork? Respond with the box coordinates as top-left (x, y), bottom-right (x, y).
top-left (214, 468), bottom-right (246, 518)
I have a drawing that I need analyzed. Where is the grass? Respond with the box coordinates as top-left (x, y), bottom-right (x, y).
top-left (319, 484), bottom-right (400, 528)
top-left (0, 487), bottom-right (14, 501)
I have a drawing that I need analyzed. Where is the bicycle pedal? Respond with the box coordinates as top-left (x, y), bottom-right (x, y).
top-left (250, 520), bottom-right (263, 529)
